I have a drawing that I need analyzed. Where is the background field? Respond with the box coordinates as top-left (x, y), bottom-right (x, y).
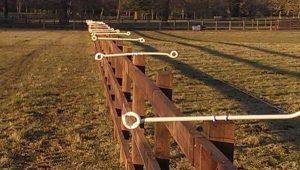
top-left (0, 29), bottom-right (299, 169)
top-left (0, 30), bottom-right (120, 169)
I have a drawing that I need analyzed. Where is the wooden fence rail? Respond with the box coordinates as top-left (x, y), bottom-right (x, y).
top-left (92, 31), bottom-right (236, 169)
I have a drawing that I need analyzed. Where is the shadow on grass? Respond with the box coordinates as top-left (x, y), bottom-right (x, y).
top-left (131, 34), bottom-right (281, 115)
top-left (220, 42), bottom-right (300, 60)
top-left (132, 31), bottom-right (300, 149)
top-left (135, 31), bottom-right (300, 79)
top-left (155, 31), bottom-right (300, 60)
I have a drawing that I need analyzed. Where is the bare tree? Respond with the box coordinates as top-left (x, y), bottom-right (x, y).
top-left (4, 0), bottom-right (8, 20)
top-left (161, 0), bottom-right (170, 21)
top-left (59, 0), bottom-right (69, 24)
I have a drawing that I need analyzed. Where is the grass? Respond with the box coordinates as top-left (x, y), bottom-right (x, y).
top-left (127, 30), bottom-right (300, 169)
top-left (0, 29), bottom-right (120, 169)
top-left (0, 29), bottom-right (299, 169)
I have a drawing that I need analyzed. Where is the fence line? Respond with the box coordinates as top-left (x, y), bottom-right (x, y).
top-left (2, 15), bottom-right (300, 31)
top-left (90, 21), bottom-right (236, 169)
top-left (108, 19), bottom-right (300, 31)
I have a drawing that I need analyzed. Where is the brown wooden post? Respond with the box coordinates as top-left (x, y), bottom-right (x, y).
top-left (119, 46), bottom-right (132, 165)
top-left (114, 44), bottom-right (123, 119)
top-left (270, 20), bottom-right (273, 31)
top-left (159, 21), bottom-right (162, 30)
top-left (229, 21), bottom-right (232, 31)
top-left (187, 20), bottom-right (190, 30)
top-left (112, 58), bottom-right (118, 140)
top-left (242, 20), bottom-right (245, 31)
top-left (122, 46), bottom-right (132, 105)
top-left (256, 20), bottom-right (259, 30)
top-left (202, 121), bottom-right (235, 162)
top-left (215, 20), bottom-right (218, 30)
top-left (265, 19), bottom-right (267, 28)
top-left (173, 20), bottom-right (176, 30)
top-left (154, 70), bottom-right (172, 169)
top-left (131, 55), bottom-right (146, 169)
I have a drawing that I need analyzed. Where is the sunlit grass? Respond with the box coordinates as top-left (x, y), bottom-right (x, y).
top-left (0, 30), bottom-right (120, 169)
top-left (128, 30), bottom-right (300, 169)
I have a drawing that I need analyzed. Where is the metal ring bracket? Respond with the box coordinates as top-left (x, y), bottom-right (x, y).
top-left (95, 53), bottom-right (104, 60)
top-left (122, 112), bottom-right (142, 130)
top-left (94, 51), bottom-right (178, 60)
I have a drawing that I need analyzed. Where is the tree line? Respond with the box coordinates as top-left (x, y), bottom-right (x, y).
top-left (1, 0), bottom-right (300, 23)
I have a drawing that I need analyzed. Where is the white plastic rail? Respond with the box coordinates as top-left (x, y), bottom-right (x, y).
top-left (91, 36), bottom-right (145, 42)
top-left (91, 30), bottom-right (121, 34)
top-left (95, 51), bottom-right (178, 60)
top-left (91, 31), bottom-right (131, 36)
top-left (86, 20), bottom-right (104, 25)
top-left (89, 28), bottom-right (117, 33)
top-left (122, 111), bottom-right (300, 129)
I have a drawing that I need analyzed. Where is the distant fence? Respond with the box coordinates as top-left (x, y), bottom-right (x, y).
top-left (107, 19), bottom-right (300, 31)
top-left (91, 24), bottom-right (236, 169)
top-left (1, 14), bottom-right (300, 31)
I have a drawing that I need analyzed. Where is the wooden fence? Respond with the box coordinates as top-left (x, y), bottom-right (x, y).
top-left (92, 32), bottom-right (237, 169)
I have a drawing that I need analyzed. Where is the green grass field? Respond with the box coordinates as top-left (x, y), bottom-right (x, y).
top-left (0, 29), bottom-right (299, 169)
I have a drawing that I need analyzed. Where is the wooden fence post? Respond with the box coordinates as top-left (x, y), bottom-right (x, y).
top-left (229, 21), bottom-right (232, 31)
top-left (265, 19), bottom-right (267, 28)
top-left (242, 20), bottom-right (245, 31)
top-left (256, 20), bottom-right (259, 30)
top-left (154, 70), bottom-right (172, 169)
top-left (276, 20), bottom-right (280, 30)
top-left (132, 55), bottom-right (146, 169)
top-left (215, 20), bottom-right (218, 30)
top-left (187, 20), bottom-right (190, 30)
top-left (270, 21), bottom-right (273, 30)
top-left (202, 121), bottom-right (235, 162)
top-left (119, 46), bottom-right (132, 165)
top-left (114, 44), bottom-right (123, 118)
top-left (159, 21), bottom-right (162, 30)
top-left (111, 57), bottom-right (117, 140)
top-left (173, 20), bottom-right (176, 30)
top-left (121, 46), bottom-right (132, 105)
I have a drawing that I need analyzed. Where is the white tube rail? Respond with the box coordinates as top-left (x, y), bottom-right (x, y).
top-left (95, 51), bottom-right (178, 60)
top-left (91, 30), bottom-right (121, 34)
top-left (89, 28), bottom-right (117, 33)
top-left (122, 111), bottom-right (300, 129)
top-left (91, 36), bottom-right (145, 43)
top-left (91, 31), bottom-right (131, 36)
top-left (86, 20), bottom-right (104, 25)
